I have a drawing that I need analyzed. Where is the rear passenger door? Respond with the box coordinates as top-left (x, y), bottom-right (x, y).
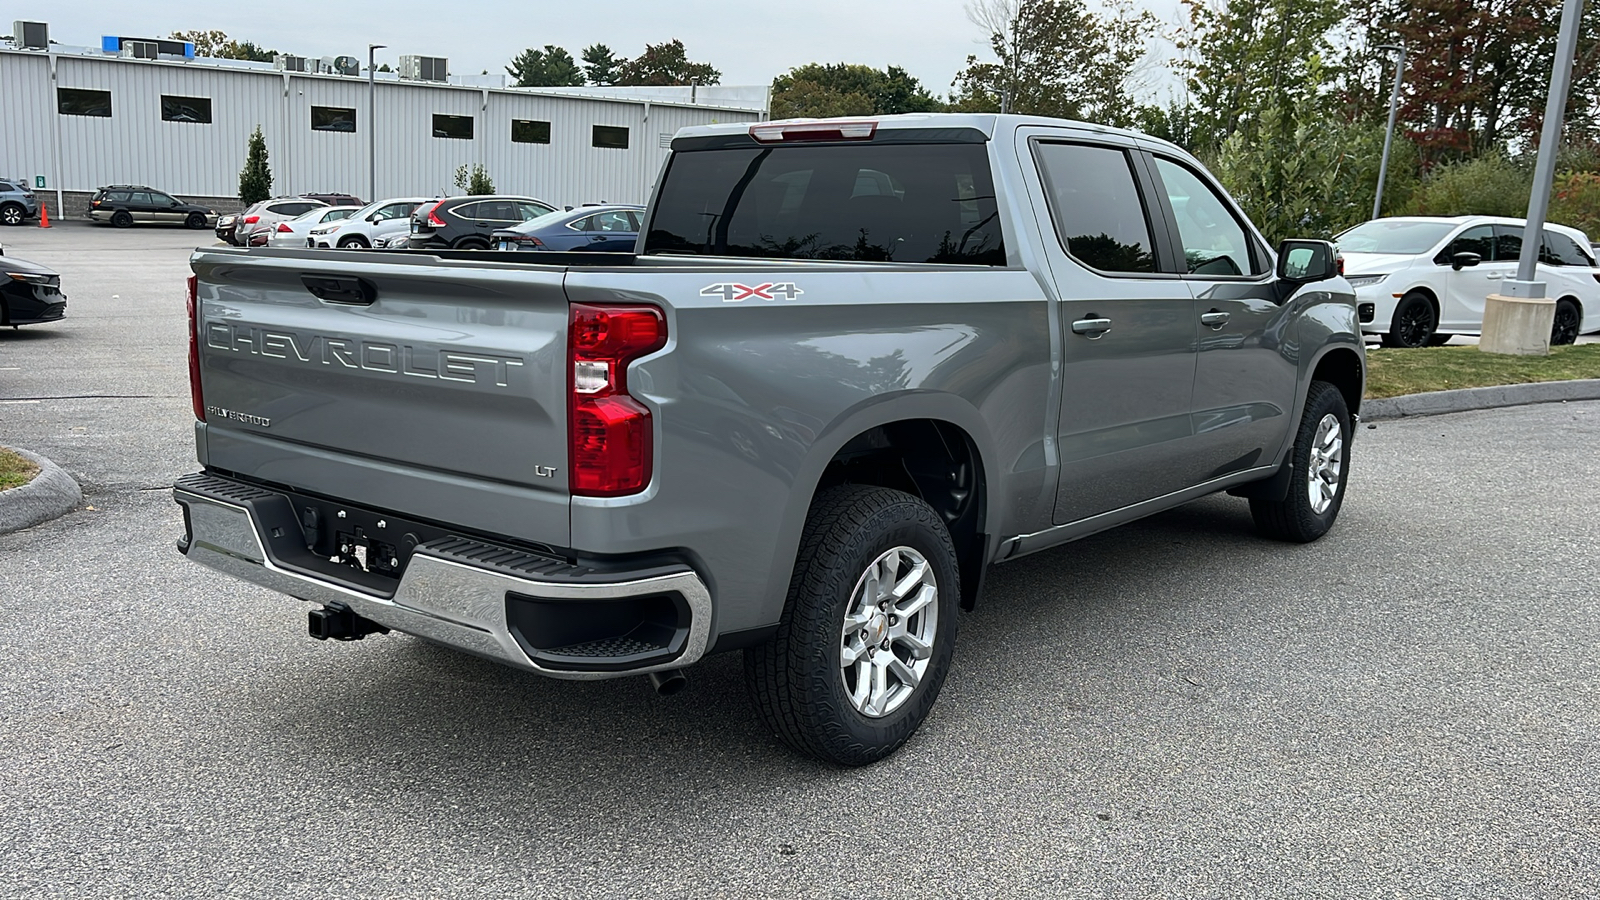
top-left (1022, 134), bottom-right (1200, 525)
top-left (1143, 151), bottom-right (1297, 480)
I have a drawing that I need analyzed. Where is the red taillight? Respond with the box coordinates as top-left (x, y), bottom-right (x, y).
top-left (750, 120), bottom-right (876, 143)
top-left (1336, 254), bottom-right (1345, 276)
top-left (243, 215), bottom-right (259, 224)
top-left (187, 274), bottom-right (205, 422)
top-left (426, 203), bottom-right (447, 228)
top-left (568, 304), bottom-right (666, 497)
top-left (276, 222), bottom-right (292, 232)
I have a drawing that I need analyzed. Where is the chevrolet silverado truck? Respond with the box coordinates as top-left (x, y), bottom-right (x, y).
top-left (174, 114), bottom-right (1364, 765)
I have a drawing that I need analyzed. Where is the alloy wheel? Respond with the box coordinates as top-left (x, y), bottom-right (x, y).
top-left (1306, 413), bottom-right (1344, 515)
top-left (839, 546), bottom-right (939, 718)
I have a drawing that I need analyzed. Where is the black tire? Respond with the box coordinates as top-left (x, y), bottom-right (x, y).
top-left (1427, 333), bottom-right (1453, 346)
top-left (455, 238), bottom-right (488, 250)
top-left (110, 210), bottom-right (133, 229)
top-left (185, 212), bottom-right (207, 230)
top-left (745, 485), bottom-right (960, 766)
top-left (0, 203), bottom-right (24, 226)
top-left (1380, 292), bottom-right (1436, 348)
top-left (1552, 298), bottom-right (1581, 346)
top-left (1250, 381), bottom-right (1351, 543)
top-left (337, 235), bottom-right (369, 249)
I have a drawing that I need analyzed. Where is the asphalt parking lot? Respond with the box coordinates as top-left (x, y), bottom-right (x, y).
top-left (2, 223), bottom-right (1598, 899)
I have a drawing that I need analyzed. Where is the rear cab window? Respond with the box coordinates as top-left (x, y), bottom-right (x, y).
top-left (644, 134), bottom-right (1006, 265)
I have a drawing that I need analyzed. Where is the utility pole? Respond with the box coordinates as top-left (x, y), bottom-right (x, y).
top-left (1480, 0), bottom-right (1585, 356)
top-left (1372, 44), bottom-right (1406, 220)
top-left (368, 44), bottom-right (386, 203)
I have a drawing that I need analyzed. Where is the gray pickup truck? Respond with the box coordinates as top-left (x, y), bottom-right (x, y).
top-left (175, 114), bottom-right (1363, 765)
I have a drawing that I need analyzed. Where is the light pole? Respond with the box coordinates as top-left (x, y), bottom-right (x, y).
top-left (1372, 44), bottom-right (1406, 221)
top-left (368, 44), bottom-right (386, 202)
top-left (1481, 0), bottom-right (1586, 355)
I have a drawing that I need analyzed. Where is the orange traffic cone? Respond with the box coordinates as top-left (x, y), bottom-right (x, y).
top-left (38, 204), bottom-right (49, 228)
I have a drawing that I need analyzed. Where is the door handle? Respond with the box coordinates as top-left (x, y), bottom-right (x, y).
top-left (1071, 316), bottom-right (1112, 337)
top-left (302, 274), bottom-right (376, 305)
top-left (1485, 273), bottom-right (1504, 280)
top-left (1200, 309), bottom-right (1230, 329)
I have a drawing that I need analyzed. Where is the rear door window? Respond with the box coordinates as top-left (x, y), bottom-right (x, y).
top-left (129, 192), bottom-right (153, 207)
top-left (1493, 225), bottom-right (1525, 262)
top-left (643, 140), bottom-right (1006, 264)
top-left (1034, 142), bottom-right (1156, 274)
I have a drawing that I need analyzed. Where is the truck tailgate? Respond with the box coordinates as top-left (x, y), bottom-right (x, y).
top-left (191, 249), bottom-right (571, 546)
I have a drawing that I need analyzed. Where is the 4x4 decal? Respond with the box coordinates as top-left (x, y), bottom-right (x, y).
top-left (700, 282), bottom-right (804, 303)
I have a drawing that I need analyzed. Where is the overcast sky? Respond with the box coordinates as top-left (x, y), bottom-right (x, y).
top-left (22, 0), bottom-right (1190, 100)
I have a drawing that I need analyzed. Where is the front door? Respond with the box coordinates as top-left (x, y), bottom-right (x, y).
top-left (1440, 224), bottom-right (1502, 332)
top-left (1144, 153), bottom-right (1298, 479)
top-left (1023, 136), bottom-right (1200, 525)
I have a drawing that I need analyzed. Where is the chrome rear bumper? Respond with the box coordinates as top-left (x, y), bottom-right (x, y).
top-left (173, 474), bottom-right (711, 680)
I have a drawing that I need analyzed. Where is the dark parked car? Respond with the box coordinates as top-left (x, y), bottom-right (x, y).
top-left (408, 195), bottom-right (557, 250)
top-left (0, 179), bottom-right (41, 226)
top-left (491, 204), bottom-right (644, 252)
top-left (301, 192), bottom-right (364, 207)
top-left (1, 254), bottom-right (66, 327)
top-left (87, 186), bottom-right (216, 229)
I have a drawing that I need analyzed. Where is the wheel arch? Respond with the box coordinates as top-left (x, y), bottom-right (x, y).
top-left (1310, 345), bottom-right (1365, 418)
top-left (774, 393), bottom-right (1002, 613)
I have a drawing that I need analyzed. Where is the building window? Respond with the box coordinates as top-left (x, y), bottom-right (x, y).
top-left (592, 125), bottom-right (629, 149)
top-left (512, 119), bottom-right (551, 144)
top-left (58, 88), bottom-right (112, 117)
top-left (161, 95), bottom-right (212, 124)
top-left (433, 114), bottom-right (474, 140)
top-left (311, 106), bottom-right (357, 133)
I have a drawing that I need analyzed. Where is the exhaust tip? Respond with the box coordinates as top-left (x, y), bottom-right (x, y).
top-left (647, 670), bottom-right (688, 696)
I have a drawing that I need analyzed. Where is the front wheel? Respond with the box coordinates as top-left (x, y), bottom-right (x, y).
top-left (1552, 298), bottom-right (1581, 346)
top-left (1380, 292), bottom-right (1436, 348)
top-left (185, 212), bottom-right (207, 229)
top-left (1250, 380), bottom-right (1351, 543)
top-left (745, 485), bottom-right (960, 766)
top-left (337, 235), bottom-right (369, 249)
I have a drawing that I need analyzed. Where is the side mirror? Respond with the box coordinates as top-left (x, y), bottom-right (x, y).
top-left (1451, 251), bottom-right (1481, 270)
top-left (368, 213), bottom-right (383, 222)
top-left (1276, 239), bottom-right (1340, 284)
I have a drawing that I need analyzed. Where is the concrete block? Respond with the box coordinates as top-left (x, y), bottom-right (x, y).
top-left (1479, 294), bottom-right (1555, 356)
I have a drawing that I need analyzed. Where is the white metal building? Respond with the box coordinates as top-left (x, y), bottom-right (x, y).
top-left (0, 40), bottom-right (764, 214)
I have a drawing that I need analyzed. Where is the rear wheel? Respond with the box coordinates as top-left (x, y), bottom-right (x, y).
top-left (1380, 292), bottom-right (1436, 348)
top-left (110, 210), bottom-right (133, 228)
top-left (185, 212), bottom-right (207, 229)
top-left (455, 238), bottom-right (488, 250)
top-left (1250, 381), bottom-right (1351, 543)
top-left (745, 485), bottom-right (960, 766)
top-left (1552, 298), bottom-right (1581, 346)
top-left (0, 203), bottom-right (24, 226)
top-left (337, 235), bottom-right (369, 249)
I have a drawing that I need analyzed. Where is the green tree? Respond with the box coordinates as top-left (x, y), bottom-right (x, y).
top-left (615, 40), bottom-right (720, 86)
top-left (453, 163), bottom-right (495, 195)
top-left (507, 45), bottom-right (585, 87)
top-left (582, 44), bottom-right (622, 85)
top-left (238, 126), bottom-right (272, 205)
top-left (771, 64), bottom-right (941, 119)
top-left (951, 0), bottom-right (1154, 126)
top-left (171, 29), bottom-right (277, 61)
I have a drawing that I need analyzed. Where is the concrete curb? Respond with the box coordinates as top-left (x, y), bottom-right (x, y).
top-left (0, 447), bottom-right (82, 535)
top-left (1363, 378), bottom-right (1600, 421)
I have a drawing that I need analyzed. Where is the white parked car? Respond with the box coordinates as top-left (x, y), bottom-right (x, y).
top-left (268, 205), bottom-right (363, 247)
top-left (236, 197), bottom-right (328, 247)
top-left (309, 197), bottom-right (428, 249)
top-left (1337, 215), bottom-right (1600, 347)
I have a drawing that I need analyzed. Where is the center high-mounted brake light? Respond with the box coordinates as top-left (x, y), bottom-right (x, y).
top-left (568, 303), bottom-right (666, 497)
top-left (187, 274), bottom-right (205, 422)
top-left (750, 120), bottom-right (877, 143)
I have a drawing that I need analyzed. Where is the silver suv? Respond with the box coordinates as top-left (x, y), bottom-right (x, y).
top-left (234, 197), bottom-right (329, 246)
top-left (0, 179), bottom-right (40, 227)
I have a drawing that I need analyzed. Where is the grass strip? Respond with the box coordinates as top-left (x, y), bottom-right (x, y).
top-left (0, 448), bottom-right (40, 491)
top-left (1364, 344), bottom-right (1600, 399)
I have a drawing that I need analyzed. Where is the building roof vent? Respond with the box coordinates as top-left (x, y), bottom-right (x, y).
top-left (12, 21), bottom-right (48, 50)
top-left (399, 55), bottom-right (448, 82)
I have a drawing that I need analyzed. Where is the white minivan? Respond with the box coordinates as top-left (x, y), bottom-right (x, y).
top-left (1337, 215), bottom-right (1599, 347)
